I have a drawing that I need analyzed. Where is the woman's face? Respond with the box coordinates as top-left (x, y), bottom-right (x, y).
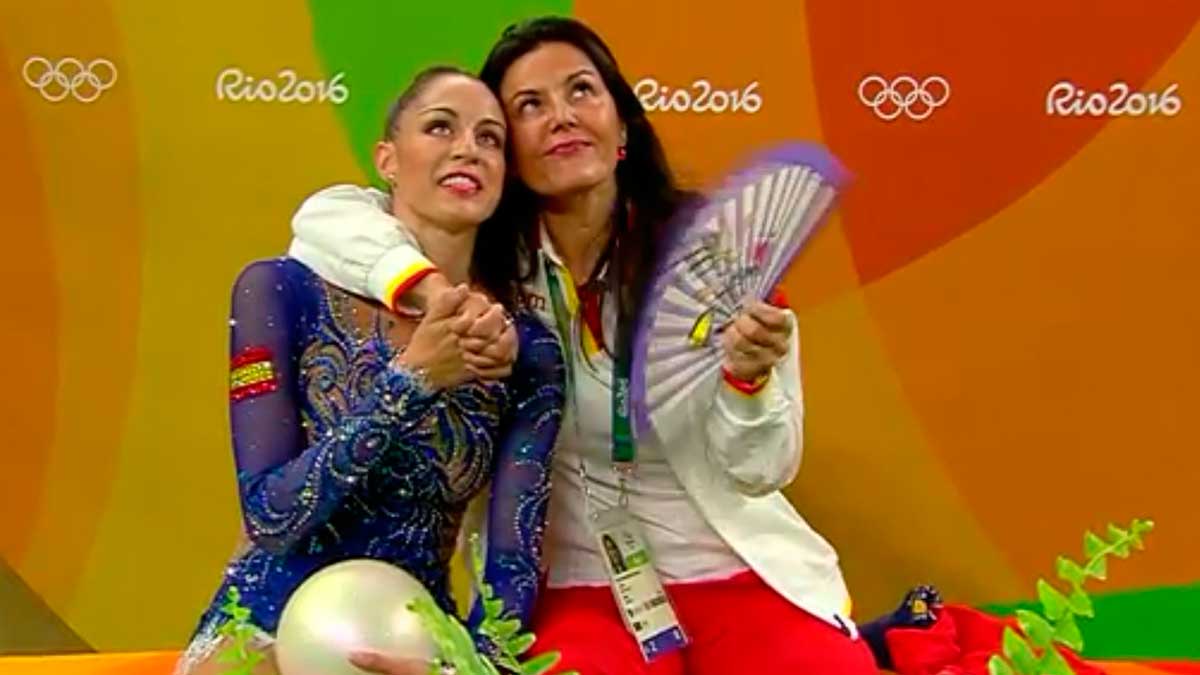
top-left (498, 42), bottom-right (625, 200)
top-left (375, 74), bottom-right (507, 233)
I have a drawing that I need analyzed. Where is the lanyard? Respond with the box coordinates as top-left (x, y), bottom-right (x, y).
top-left (542, 254), bottom-right (637, 467)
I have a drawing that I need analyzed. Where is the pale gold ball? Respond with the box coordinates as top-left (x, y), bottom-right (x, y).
top-left (275, 559), bottom-right (438, 675)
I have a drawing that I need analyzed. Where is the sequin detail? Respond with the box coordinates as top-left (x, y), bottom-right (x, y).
top-left (184, 258), bottom-right (565, 661)
top-left (230, 346), bottom-right (279, 401)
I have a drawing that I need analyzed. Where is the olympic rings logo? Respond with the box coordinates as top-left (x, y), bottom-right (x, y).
top-left (857, 75), bottom-right (950, 121)
top-left (23, 57), bottom-right (118, 103)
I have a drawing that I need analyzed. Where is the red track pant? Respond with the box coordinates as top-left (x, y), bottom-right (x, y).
top-left (530, 570), bottom-right (878, 674)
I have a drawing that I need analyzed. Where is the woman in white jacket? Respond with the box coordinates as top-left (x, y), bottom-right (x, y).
top-left (292, 17), bottom-right (871, 675)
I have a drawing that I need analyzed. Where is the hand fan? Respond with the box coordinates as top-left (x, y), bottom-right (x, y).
top-left (630, 142), bottom-right (849, 437)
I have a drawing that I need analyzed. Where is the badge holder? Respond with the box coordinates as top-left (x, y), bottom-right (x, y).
top-left (547, 254), bottom-right (688, 661)
top-left (587, 463), bottom-right (688, 662)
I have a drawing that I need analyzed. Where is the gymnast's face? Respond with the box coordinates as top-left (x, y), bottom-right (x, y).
top-left (498, 42), bottom-right (626, 199)
top-left (375, 74), bottom-right (507, 233)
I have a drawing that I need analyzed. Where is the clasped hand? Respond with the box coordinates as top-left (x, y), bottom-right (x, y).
top-left (393, 285), bottom-right (517, 389)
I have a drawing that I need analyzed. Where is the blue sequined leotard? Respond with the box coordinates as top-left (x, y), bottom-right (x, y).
top-left (184, 258), bottom-right (563, 658)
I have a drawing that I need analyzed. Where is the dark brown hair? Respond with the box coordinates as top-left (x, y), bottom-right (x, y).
top-left (474, 16), bottom-right (692, 340)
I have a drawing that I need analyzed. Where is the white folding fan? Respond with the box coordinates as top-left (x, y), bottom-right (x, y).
top-left (630, 142), bottom-right (849, 437)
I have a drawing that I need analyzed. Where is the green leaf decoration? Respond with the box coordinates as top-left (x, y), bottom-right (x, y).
top-left (506, 633), bottom-right (536, 656)
top-left (214, 585), bottom-right (271, 675)
top-left (408, 533), bottom-right (572, 675)
top-left (1066, 586), bottom-right (1094, 618)
top-left (1084, 554), bottom-right (1108, 580)
top-left (1037, 579), bottom-right (1070, 620)
top-left (1037, 646), bottom-right (1075, 675)
top-left (484, 597), bottom-right (504, 618)
top-left (1107, 524), bottom-right (1132, 557)
top-left (988, 518), bottom-right (1153, 675)
top-left (1055, 556), bottom-right (1086, 587)
top-left (987, 655), bottom-right (1016, 675)
top-left (1111, 540), bottom-right (1132, 559)
top-left (1015, 609), bottom-right (1055, 649)
top-left (1130, 519), bottom-right (1154, 549)
top-left (519, 652), bottom-right (561, 675)
top-left (1054, 612), bottom-right (1085, 652)
top-left (1002, 627), bottom-right (1039, 674)
top-left (449, 613), bottom-right (481, 658)
top-left (494, 618), bottom-right (522, 640)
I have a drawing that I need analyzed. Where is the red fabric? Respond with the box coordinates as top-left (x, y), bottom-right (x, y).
top-left (577, 283), bottom-right (606, 352)
top-left (722, 367), bottom-right (769, 394)
top-left (886, 604), bottom-right (1105, 675)
top-left (228, 345), bottom-right (279, 402)
top-left (230, 345), bottom-right (273, 369)
top-left (767, 285), bottom-right (790, 309)
top-left (530, 571), bottom-right (876, 675)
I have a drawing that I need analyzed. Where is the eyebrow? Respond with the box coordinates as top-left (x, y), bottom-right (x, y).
top-left (508, 67), bottom-right (598, 103)
top-left (565, 67), bottom-right (598, 82)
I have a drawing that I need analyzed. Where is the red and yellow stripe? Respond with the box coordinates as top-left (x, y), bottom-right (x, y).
top-left (229, 346), bottom-right (279, 402)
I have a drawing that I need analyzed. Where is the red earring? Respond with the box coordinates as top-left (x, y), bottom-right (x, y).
top-left (617, 145), bottom-right (627, 160)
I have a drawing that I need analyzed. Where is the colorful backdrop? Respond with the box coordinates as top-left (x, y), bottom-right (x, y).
top-left (2, 0), bottom-right (1197, 660)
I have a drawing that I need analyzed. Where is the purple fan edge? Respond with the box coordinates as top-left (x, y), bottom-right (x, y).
top-left (743, 141), bottom-right (851, 189)
top-left (630, 141), bottom-right (849, 436)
